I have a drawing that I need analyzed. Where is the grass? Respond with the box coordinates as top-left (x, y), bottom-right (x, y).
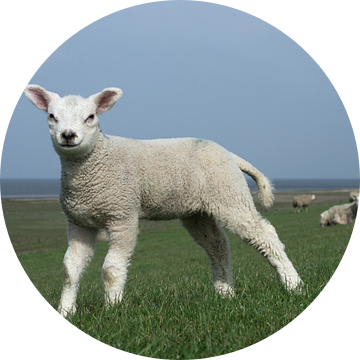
top-left (2, 197), bottom-right (354, 358)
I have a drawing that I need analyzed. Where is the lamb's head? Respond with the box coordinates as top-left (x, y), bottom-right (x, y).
top-left (24, 85), bottom-right (122, 158)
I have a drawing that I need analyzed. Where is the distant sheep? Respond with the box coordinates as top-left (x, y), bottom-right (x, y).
top-left (293, 195), bottom-right (316, 213)
top-left (24, 84), bottom-right (303, 317)
top-left (319, 197), bottom-right (358, 227)
top-left (349, 191), bottom-right (359, 202)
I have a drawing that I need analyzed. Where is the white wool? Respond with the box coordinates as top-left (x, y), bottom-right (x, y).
top-left (320, 197), bottom-right (358, 228)
top-left (24, 84), bottom-right (303, 317)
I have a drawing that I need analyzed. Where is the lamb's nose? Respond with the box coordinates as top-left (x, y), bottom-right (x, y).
top-left (61, 131), bottom-right (76, 141)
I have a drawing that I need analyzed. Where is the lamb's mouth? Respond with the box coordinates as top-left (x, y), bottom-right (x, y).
top-left (60, 144), bottom-right (79, 148)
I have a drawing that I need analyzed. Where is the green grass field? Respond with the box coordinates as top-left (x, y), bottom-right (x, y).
top-left (2, 196), bottom-right (354, 359)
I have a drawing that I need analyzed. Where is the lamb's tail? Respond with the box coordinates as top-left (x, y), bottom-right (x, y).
top-left (230, 153), bottom-right (274, 208)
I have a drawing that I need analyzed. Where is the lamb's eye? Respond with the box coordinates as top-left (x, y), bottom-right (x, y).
top-left (48, 114), bottom-right (57, 122)
top-left (85, 114), bottom-right (95, 123)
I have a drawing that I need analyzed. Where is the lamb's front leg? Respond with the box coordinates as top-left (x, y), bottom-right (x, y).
top-left (58, 223), bottom-right (96, 317)
top-left (102, 216), bottom-right (139, 306)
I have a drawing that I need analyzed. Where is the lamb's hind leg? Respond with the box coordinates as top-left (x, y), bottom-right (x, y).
top-left (58, 223), bottom-right (97, 317)
top-left (181, 214), bottom-right (234, 296)
top-left (222, 210), bottom-right (303, 292)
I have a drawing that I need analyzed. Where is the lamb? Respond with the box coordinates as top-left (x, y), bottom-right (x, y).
top-left (293, 194), bottom-right (316, 213)
top-left (349, 191), bottom-right (359, 202)
top-left (319, 197), bottom-right (358, 228)
top-left (24, 84), bottom-right (303, 317)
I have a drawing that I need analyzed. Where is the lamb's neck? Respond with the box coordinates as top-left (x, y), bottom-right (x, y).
top-left (60, 132), bottom-right (108, 180)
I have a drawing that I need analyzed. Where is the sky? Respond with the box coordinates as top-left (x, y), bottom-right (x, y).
top-left (0, 0), bottom-right (358, 180)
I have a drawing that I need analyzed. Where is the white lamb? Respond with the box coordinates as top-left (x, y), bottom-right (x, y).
top-left (319, 197), bottom-right (358, 228)
top-left (24, 84), bottom-right (303, 317)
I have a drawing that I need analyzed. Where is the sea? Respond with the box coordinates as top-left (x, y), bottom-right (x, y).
top-left (0, 178), bottom-right (359, 199)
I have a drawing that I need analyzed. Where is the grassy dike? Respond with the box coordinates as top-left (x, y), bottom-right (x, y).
top-left (2, 192), bottom-right (356, 358)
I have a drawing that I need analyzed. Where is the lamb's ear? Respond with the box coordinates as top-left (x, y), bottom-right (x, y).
top-left (24, 84), bottom-right (60, 111)
top-left (90, 87), bottom-right (123, 115)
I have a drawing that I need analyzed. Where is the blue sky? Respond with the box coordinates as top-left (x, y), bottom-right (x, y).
top-left (1, 0), bottom-right (358, 181)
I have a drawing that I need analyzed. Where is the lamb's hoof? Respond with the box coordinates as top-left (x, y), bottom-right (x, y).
top-left (215, 284), bottom-right (235, 297)
top-left (278, 271), bottom-right (305, 294)
top-left (58, 305), bottom-right (76, 317)
top-left (285, 278), bottom-right (305, 295)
